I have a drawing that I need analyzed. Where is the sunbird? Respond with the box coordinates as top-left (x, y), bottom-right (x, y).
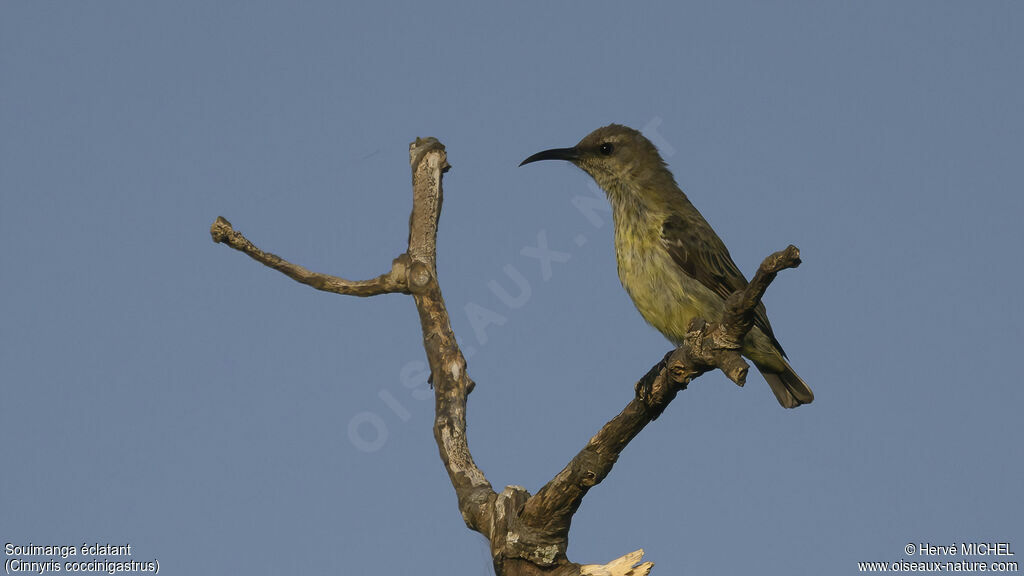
top-left (521, 124), bottom-right (813, 408)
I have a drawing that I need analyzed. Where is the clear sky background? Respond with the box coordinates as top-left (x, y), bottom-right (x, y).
top-left (2, 2), bottom-right (1022, 575)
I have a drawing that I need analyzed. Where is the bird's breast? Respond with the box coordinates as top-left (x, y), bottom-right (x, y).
top-left (613, 222), bottom-right (725, 345)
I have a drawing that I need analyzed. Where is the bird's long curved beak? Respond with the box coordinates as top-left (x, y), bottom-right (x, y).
top-left (519, 147), bottom-right (581, 167)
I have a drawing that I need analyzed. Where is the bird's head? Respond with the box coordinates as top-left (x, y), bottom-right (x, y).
top-left (520, 124), bottom-right (672, 198)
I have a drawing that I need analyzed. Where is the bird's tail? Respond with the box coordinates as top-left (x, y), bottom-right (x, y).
top-left (759, 361), bottom-right (814, 409)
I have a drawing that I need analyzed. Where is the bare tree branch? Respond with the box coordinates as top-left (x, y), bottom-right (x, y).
top-left (403, 138), bottom-right (496, 538)
top-left (516, 246), bottom-right (803, 557)
top-left (209, 216), bottom-right (409, 296)
top-left (208, 136), bottom-right (801, 576)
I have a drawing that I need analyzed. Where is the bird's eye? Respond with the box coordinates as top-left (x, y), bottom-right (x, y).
top-left (599, 142), bottom-right (614, 156)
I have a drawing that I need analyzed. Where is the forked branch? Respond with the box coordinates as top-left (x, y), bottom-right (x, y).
top-left (209, 136), bottom-right (800, 576)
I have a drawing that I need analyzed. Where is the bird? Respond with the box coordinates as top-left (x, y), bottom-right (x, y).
top-left (520, 124), bottom-right (813, 408)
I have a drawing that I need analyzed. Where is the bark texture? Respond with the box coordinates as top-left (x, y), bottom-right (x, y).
top-left (210, 137), bottom-right (800, 575)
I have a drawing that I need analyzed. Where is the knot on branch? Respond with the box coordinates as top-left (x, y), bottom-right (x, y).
top-left (406, 259), bottom-right (433, 294)
top-left (573, 448), bottom-right (617, 488)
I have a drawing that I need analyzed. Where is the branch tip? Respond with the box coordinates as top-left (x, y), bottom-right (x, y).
top-left (210, 216), bottom-right (233, 243)
top-left (581, 549), bottom-right (654, 576)
top-left (763, 244), bottom-right (801, 273)
top-left (410, 137), bottom-right (449, 173)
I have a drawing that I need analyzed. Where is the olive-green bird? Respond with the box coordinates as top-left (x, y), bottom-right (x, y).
top-left (520, 124), bottom-right (813, 408)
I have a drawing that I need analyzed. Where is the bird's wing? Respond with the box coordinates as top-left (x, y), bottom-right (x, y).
top-left (660, 214), bottom-right (785, 356)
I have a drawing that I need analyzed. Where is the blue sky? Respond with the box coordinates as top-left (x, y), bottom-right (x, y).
top-left (2, 2), bottom-right (1021, 574)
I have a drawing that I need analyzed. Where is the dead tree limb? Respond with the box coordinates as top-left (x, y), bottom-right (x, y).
top-left (209, 136), bottom-right (800, 576)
